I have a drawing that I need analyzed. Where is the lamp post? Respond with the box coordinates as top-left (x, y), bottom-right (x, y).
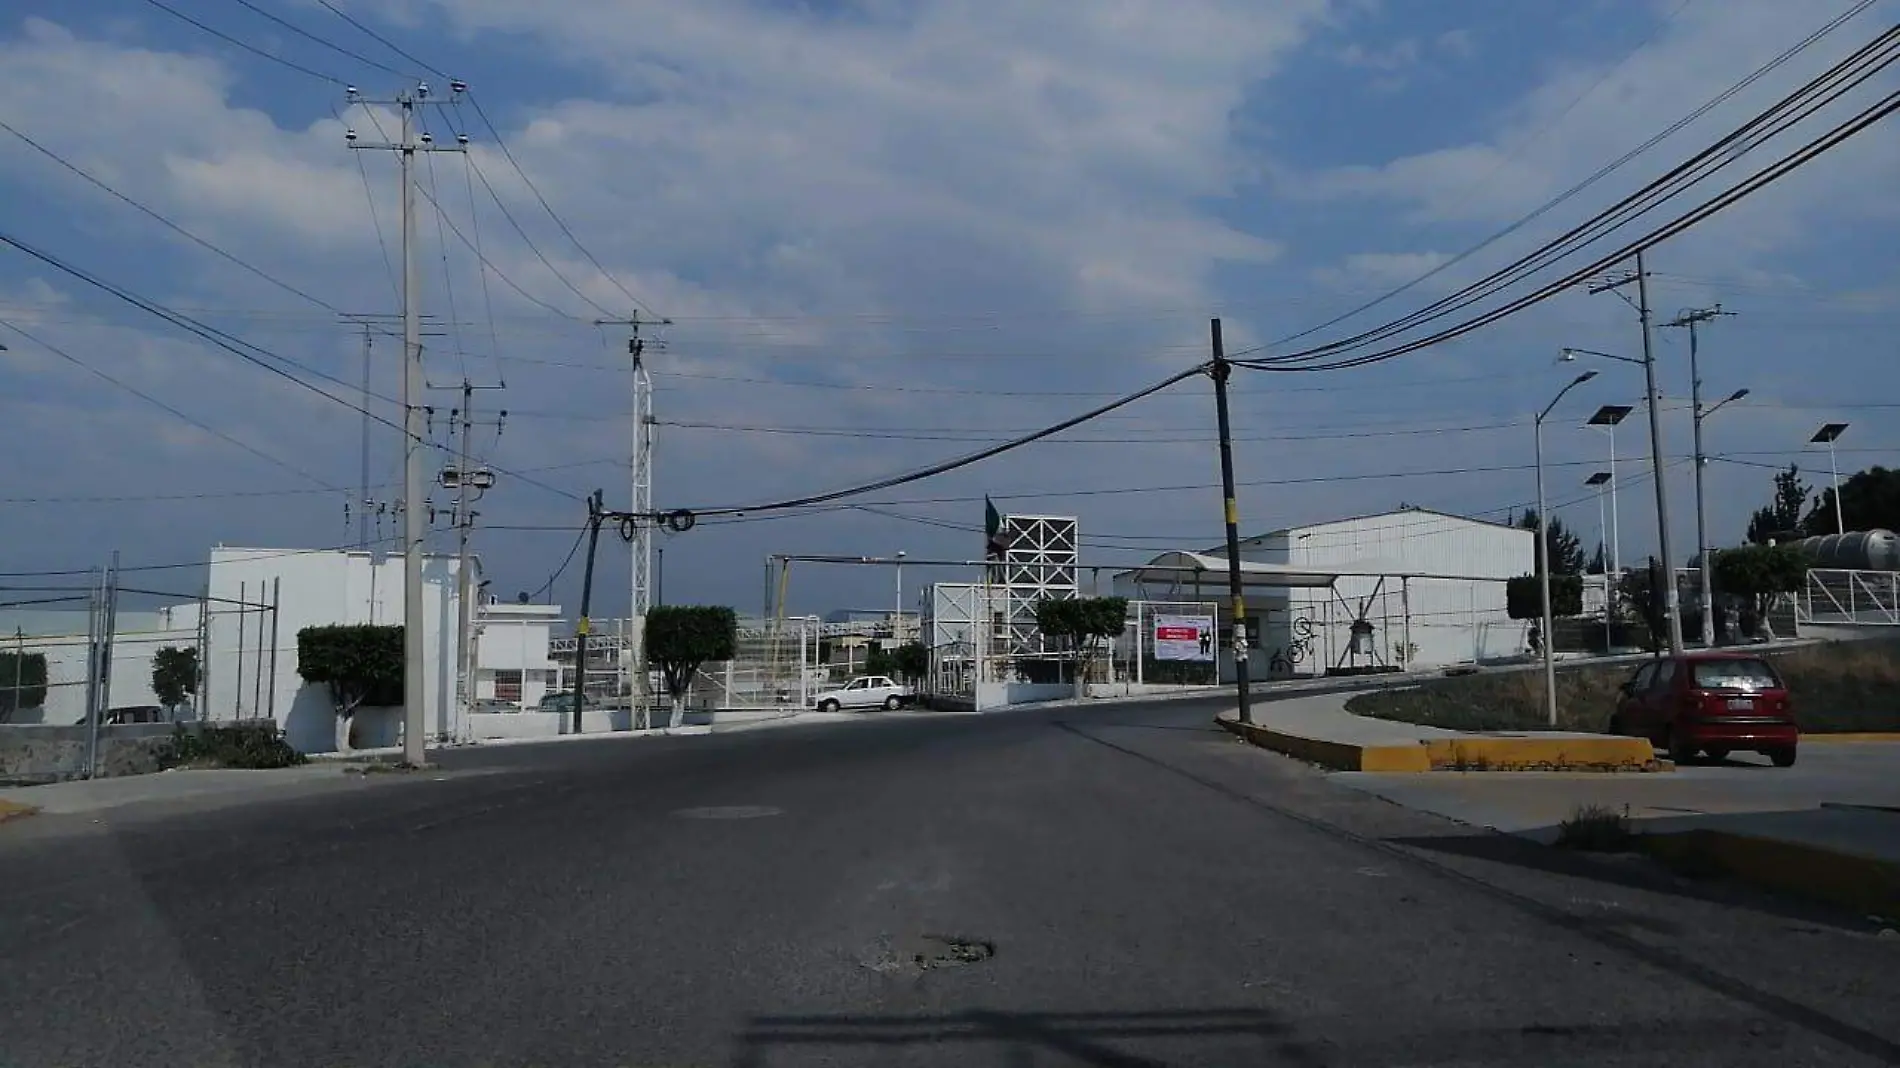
top-left (1810, 423), bottom-right (1849, 535)
top-left (1693, 387), bottom-right (1749, 646)
top-left (1584, 403), bottom-right (1633, 647)
top-left (1562, 344), bottom-right (1682, 654)
top-left (1536, 370), bottom-right (1599, 727)
top-left (894, 550), bottom-right (907, 645)
top-left (1586, 471), bottom-right (1612, 651)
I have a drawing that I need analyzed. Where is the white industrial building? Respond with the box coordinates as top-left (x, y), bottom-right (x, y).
top-left (1115, 507), bottom-right (1533, 681)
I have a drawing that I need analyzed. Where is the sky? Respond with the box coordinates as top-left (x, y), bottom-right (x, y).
top-left (1, 0), bottom-right (1895, 622)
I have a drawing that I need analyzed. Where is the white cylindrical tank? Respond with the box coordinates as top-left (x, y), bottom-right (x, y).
top-left (1788, 530), bottom-right (1900, 571)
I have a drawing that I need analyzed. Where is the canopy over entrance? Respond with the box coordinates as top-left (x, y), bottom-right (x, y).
top-left (1114, 551), bottom-right (1340, 593)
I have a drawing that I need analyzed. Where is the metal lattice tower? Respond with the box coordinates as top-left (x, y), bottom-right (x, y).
top-left (998, 514), bottom-right (1080, 653)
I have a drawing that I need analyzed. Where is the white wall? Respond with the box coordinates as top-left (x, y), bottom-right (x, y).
top-left (472, 602), bottom-right (561, 711)
top-left (1241, 511), bottom-right (1533, 671)
top-left (204, 547), bottom-right (462, 753)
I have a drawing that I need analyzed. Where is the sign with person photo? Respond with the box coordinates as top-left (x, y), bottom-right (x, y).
top-left (1152, 614), bottom-right (1216, 661)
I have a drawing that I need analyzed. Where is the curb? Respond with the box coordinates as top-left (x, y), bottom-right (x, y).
top-left (1640, 828), bottom-right (1900, 920)
top-left (1804, 733), bottom-right (1900, 744)
top-left (1216, 715), bottom-right (1668, 774)
top-left (0, 799), bottom-right (41, 824)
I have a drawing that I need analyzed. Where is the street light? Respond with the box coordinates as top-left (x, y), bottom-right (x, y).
top-left (1535, 370), bottom-right (1598, 727)
top-left (1810, 422), bottom-right (1850, 535)
top-left (1693, 387), bottom-right (1748, 646)
top-left (1584, 402), bottom-right (1634, 643)
top-left (1586, 471), bottom-right (1613, 651)
top-left (894, 550), bottom-right (907, 644)
top-left (1563, 344), bottom-right (1684, 654)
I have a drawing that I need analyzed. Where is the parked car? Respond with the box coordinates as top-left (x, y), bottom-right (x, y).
top-left (1608, 652), bottom-right (1797, 766)
top-left (811, 675), bottom-right (914, 713)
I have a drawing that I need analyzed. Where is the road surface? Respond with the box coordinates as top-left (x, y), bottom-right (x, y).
top-left (3, 696), bottom-right (1897, 1066)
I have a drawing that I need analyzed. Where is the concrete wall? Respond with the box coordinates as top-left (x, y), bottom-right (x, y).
top-left (974, 681), bottom-right (1072, 709)
top-left (0, 722), bottom-right (179, 786)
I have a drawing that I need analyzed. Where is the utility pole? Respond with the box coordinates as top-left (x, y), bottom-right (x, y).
top-left (349, 81), bottom-right (468, 765)
top-left (596, 316), bottom-right (668, 716)
top-left (431, 377), bottom-right (503, 743)
top-left (342, 313), bottom-right (443, 550)
top-left (1209, 319), bottom-right (1252, 725)
top-left (1664, 304), bottom-right (1738, 647)
top-left (1588, 250), bottom-right (1684, 655)
top-left (572, 491), bottom-right (607, 735)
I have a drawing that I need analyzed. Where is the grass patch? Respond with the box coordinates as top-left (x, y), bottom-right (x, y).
top-left (1554, 804), bottom-right (1637, 852)
top-left (1344, 638), bottom-right (1900, 734)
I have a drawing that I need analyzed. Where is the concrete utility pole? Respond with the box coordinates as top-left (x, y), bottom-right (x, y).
top-left (1664, 304), bottom-right (1740, 648)
top-left (348, 81), bottom-right (468, 765)
top-left (1588, 250), bottom-right (1684, 655)
top-left (432, 378), bottom-right (503, 743)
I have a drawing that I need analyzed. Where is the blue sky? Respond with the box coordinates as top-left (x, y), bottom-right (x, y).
top-left (1, 0), bottom-right (1895, 619)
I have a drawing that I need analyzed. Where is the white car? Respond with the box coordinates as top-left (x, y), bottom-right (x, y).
top-left (812, 675), bottom-right (913, 712)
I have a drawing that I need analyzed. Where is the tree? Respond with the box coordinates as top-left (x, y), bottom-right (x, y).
top-left (1617, 557), bottom-right (1669, 653)
top-left (1803, 465), bottom-right (1900, 537)
top-left (646, 605), bottom-right (737, 728)
top-left (1505, 574), bottom-right (1582, 620)
top-left (892, 641), bottom-right (930, 684)
top-left (1516, 509), bottom-right (1586, 575)
top-left (1032, 596), bottom-right (1128, 696)
top-left (1747, 464), bottom-right (1810, 544)
top-left (150, 646), bottom-right (200, 720)
top-left (296, 624), bottom-right (402, 753)
top-left (1714, 543), bottom-right (1811, 640)
top-left (0, 649), bottom-right (48, 723)
top-left (1586, 542), bottom-right (1606, 575)
top-left (864, 646), bottom-right (897, 679)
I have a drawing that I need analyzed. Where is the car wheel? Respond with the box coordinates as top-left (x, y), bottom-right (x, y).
top-left (1769, 746), bottom-right (1797, 768)
top-left (819, 699), bottom-right (840, 713)
top-left (1666, 730), bottom-right (1698, 765)
top-left (882, 695), bottom-right (901, 711)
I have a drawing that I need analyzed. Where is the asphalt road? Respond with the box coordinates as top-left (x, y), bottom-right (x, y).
top-left (3, 697), bottom-right (1898, 1067)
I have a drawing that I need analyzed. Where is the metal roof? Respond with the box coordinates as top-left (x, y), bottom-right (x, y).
top-left (1113, 551), bottom-right (1341, 591)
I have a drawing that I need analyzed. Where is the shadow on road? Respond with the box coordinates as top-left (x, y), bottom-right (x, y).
top-left (1385, 830), bottom-right (1866, 932)
top-left (729, 1007), bottom-right (1322, 1067)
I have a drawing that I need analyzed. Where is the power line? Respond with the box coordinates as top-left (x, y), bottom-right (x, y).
top-left (1240, 74), bottom-right (1900, 373)
top-left (137, 0), bottom-right (348, 84)
top-left (229, 0), bottom-right (423, 80)
top-left (0, 319), bottom-right (339, 490)
top-left (1238, 23), bottom-right (1900, 370)
top-left (463, 153), bottom-right (617, 319)
top-left (311, 0), bottom-right (450, 79)
top-left (1248, 0), bottom-right (1882, 358)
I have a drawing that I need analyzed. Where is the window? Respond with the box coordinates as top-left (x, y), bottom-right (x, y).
top-left (1652, 661), bottom-right (1677, 690)
top-left (494, 670), bottom-right (523, 702)
top-left (1692, 659), bottom-right (1780, 691)
top-left (1627, 664), bottom-right (1655, 692)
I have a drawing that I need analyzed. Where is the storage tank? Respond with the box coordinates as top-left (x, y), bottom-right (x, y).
top-left (1787, 529), bottom-right (1900, 571)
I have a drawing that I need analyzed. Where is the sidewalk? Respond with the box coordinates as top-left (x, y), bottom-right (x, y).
top-left (0, 765), bottom-right (373, 817)
top-left (1217, 693), bottom-right (1663, 773)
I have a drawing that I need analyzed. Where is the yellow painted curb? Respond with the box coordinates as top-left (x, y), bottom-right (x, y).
top-left (1422, 736), bottom-right (1665, 773)
top-left (1216, 716), bottom-right (1429, 772)
top-left (1804, 733), bottom-right (1900, 744)
top-left (1215, 716), bottom-right (1669, 774)
top-left (1642, 829), bottom-right (1900, 919)
top-left (0, 799), bottom-right (41, 824)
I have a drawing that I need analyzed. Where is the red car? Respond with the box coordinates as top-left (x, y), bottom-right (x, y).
top-left (1608, 652), bottom-right (1798, 766)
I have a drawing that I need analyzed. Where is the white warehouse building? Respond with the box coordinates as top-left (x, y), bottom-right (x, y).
top-left (1116, 507), bottom-right (1533, 682)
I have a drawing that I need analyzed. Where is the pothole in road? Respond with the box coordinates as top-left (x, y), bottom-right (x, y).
top-left (912, 933), bottom-right (995, 969)
top-left (671, 805), bottom-right (783, 820)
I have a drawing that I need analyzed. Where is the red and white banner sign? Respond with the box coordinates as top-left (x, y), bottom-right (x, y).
top-left (1152, 614), bottom-right (1215, 661)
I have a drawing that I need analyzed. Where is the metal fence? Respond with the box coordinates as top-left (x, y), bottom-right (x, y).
top-left (1111, 600), bottom-right (1220, 688)
top-left (1800, 568), bottom-right (1900, 627)
top-left (694, 616), bottom-right (822, 711)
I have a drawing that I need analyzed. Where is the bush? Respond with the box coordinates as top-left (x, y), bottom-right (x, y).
top-left (162, 722), bottom-right (308, 770)
top-left (1505, 574), bottom-right (1582, 620)
top-left (1345, 637), bottom-right (1900, 734)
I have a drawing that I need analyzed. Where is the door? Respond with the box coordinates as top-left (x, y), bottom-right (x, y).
top-left (1616, 663), bottom-right (1654, 733)
top-left (840, 678), bottom-right (873, 708)
top-left (1640, 659), bottom-right (1679, 740)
